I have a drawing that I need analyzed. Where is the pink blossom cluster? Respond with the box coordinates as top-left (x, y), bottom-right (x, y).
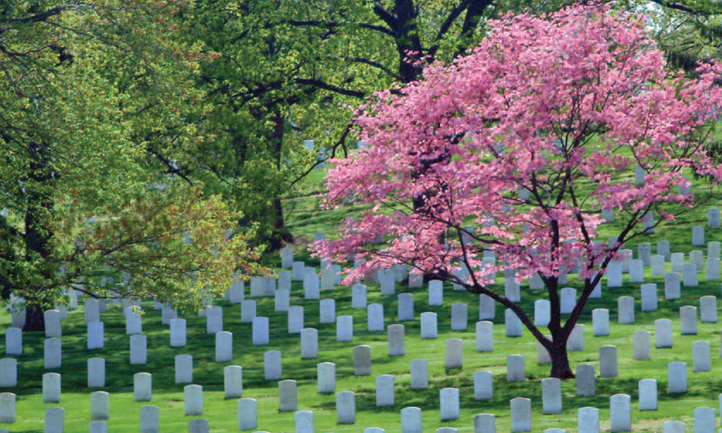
top-left (317, 3), bottom-right (722, 289)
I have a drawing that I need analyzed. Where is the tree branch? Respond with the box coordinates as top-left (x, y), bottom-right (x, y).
top-left (296, 78), bottom-right (365, 98)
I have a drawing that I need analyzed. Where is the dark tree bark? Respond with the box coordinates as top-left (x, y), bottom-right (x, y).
top-left (23, 305), bottom-right (45, 332)
top-left (549, 341), bottom-right (575, 379)
top-left (22, 142), bottom-right (55, 332)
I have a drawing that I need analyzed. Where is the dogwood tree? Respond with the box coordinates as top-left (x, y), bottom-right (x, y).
top-left (317, 3), bottom-right (722, 379)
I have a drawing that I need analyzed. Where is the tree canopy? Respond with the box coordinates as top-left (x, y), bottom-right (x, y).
top-left (317, 2), bottom-right (722, 378)
top-left (0, 1), bottom-right (261, 330)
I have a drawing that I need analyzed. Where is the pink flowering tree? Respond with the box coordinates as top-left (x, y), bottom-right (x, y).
top-left (316, 3), bottom-right (722, 379)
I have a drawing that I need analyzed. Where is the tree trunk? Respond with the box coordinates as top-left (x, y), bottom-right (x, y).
top-left (23, 304), bottom-right (45, 332)
top-left (268, 197), bottom-right (294, 251)
top-left (548, 342), bottom-right (575, 379)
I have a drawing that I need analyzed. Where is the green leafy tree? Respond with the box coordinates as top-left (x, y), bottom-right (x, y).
top-left (0, 1), bottom-right (261, 331)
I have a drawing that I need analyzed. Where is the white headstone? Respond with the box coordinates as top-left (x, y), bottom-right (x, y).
top-left (410, 359), bottom-right (428, 389)
top-left (618, 297), bottom-right (634, 324)
top-left (505, 309), bottom-right (522, 337)
top-left (264, 350), bottom-right (282, 381)
top-left (650, 255), bottom-right (665, 276)
top-left (353, 345), bottom-right (372, 376)
top-left (352, 284), bottom-right (367, 308)
top-left (474, 371), bottom-right (493, 400)
top-left (609, 394), bottom-right (631, 432)
top-left (534, 300), bottom-right (550, 327)
top-left (476, 321), bottom-right (493, 352)
top-left (336, 391), bottom-right (355, 424)
top-left (294, 410), bottom-right (314, 433)
top-left (445, 338), bottom-right (463, 369)
top-left (5, 328), bottom-right (21, 356)
top-left (700, 296), bottom-right (717, 323)
top-left (705, 258), bottom-right (720, 281)
top-left (671, 253), bottom-right (685, 274)
top-left (294, 325), bottom-right (315, 359)
top-left (693, 226), bottom-right (705, 246)
top-left (451, 303), bottom-right (468, 330)
top-left (90, 391), bottom-right (109, 420)
top-left (607, 261), bottom-right (623, 288)
top-left (665, 273), bottom-right (681, 300)
top-left (281, 247), bottom-right (294, 268)
top-left (576, 364), bottom-right (595, 397)
top-left (629, 259), bottom-right (644, 282)
top-left (668, 362), bottom-right (687, 393)
top-left (657, 240), bottom-right (671, 260)
top-left (578, 407), bottom-right (599, 433)
top-left (510, 397), bottom-right (532, 432)
top-left (169, 318), bottom-right (186, 348)
top-left (175, 354), bottom-right (193, 384)
top-left (215, 331), bottom-right (232, 362)
top-left (542, 378), bottom-right (562, 414)
top-left (252, 317), bottom-right (269, 345)
top-left (336, 315), bottom-right (353, 342)
top-left (692, 341), bottom-right (711, 372)
top-left (288, 306), bottom-right (304, 334)
top-left (44, 310), bottom-right (62, 338)
top-left (367, 303), bottom-right (384, 331)
top-left (130, 334), bottom-right (147, 365)
top-left (139, 405), bottom-right (159, 433)
top-left (680, 306), bottom-right (698, 335)
top-left (279, 379), bottom-right (298, 411)
top-left (45, 407), bottom-right (64, 433)
top-left (43, 373), bottom-right (61, 403)
top-left (633, 330), bottom-right (651, 360)
top-left (639, 283), bottom-right (657, 311)
top-left (388, 324), bottom-right (405, 357)
top-left (397, 293), bottom-right (414, 321)
top-left (0, 359), bottom-right (16, 387)
top-left (319, 299), bottom-right (335, 324)
top-left (420, 312), bottom-right (438, 339)
top-left (125, 308), bottom-right (142, 335)
top-left (85, 299), bottom-right (100, 324)
top-left (375, 375), bottom-right (395, 407)
top-left (439, 387), bottom-right (460, 420)
top-left (592, 309), bottom-right (609, 336)
top-left (479, 294), bottom-right (496, 320)
top-left (87, 321), bottom-right (104, 350)
top-left (206, 306), bottom-right (223, 334)
top-left (88, 357), bottom-right (105, 388)
top-left (184, 384), bottom-right (203, 415)
top-left (292, 262), bottom-right (305, 281)
top-left (694, 407), bottom-right (715, 433)
top-left (317, 362), bottom-right (335, 394)
top-left (663, 421), bottom-right (685, 433)
top-left (638, 378), bottom-right (657, 411)
top-left (599, 345), bottom-right (618, 378)
top-left (567, 324), bottom-right (584, 352)
top-left (709, 241), bottom-right (721, 259)
top-left (402, 407), bottom-right (423, 433)
top-left (507, 354), bottom-right (525, 382)
top-left (237, 398), bottom-right (257, 430)
top-left (656, 319), bottom-right (674, 347)
top-left (303, 269), bottom-right (320, 300)
top-left (429, 280), bottom-right (443, 306)
top-left (228, 276), bottom-right (245, 304)
top-left (241, 299), bottom-right (257, 324)
top-left (683, 263), bottom-right (699, 287)
top-left (709, 207), bottom-right (720, 228)
top-left (275, 289), bottom-right (290, 312)
top-left (134, 372), bottom-right (152, 402)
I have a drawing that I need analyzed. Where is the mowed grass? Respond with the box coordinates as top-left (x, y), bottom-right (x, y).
top-left (5, 248), bottom-right (722, 432)
top-left (5, 157), bottom-right (722, 432)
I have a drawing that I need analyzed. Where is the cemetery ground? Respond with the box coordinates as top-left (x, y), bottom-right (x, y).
top-left (3, 168), bottom-right (722, 432)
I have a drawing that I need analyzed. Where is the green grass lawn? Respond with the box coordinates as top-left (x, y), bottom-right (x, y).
top-left (5, 243), bottom-right (722, 432)
top-left (5, 161), bottom-right (722, 432)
